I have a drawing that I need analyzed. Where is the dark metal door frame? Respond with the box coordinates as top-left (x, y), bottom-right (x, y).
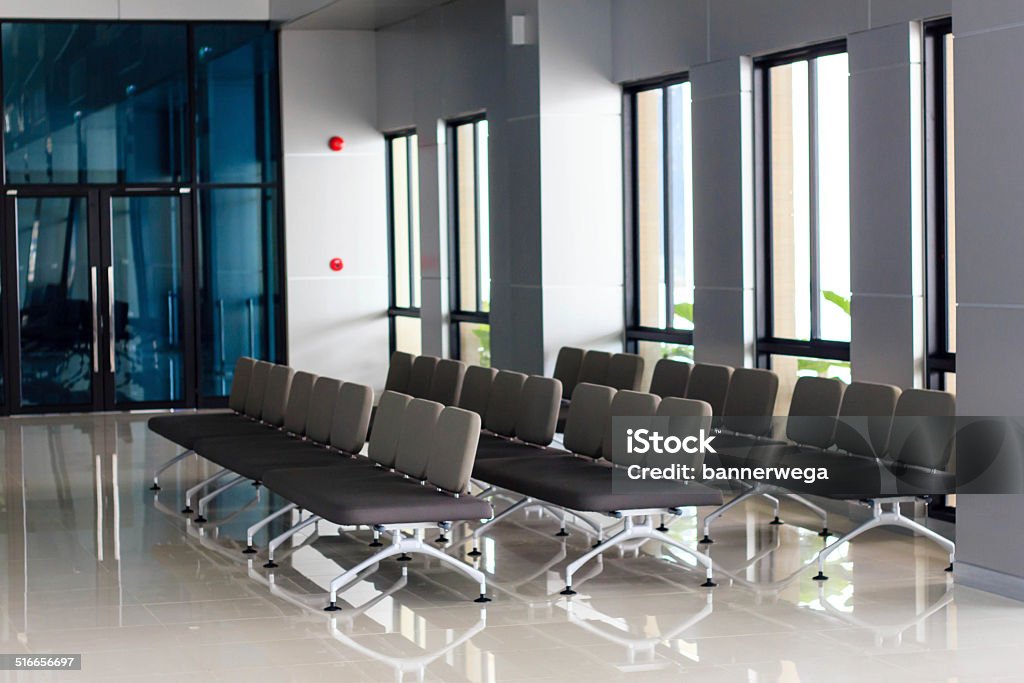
top-left (1, 187), bottom-right (195, 413)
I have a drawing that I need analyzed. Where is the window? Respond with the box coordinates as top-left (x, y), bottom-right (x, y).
top-left (448, 117), bottom-right (490, 367)
top-left (2, 22), bottom-right (188, 184)
top-left (756, 44), bottom-right (851, 413)
top-left (386, 131), bottom-right (422, 356)
top-left (192, 24), bottom-right (283, 398)
top-left (625, 76), bottom-right (695, 383)
top-left (925, 19), bottom-right (955, 393)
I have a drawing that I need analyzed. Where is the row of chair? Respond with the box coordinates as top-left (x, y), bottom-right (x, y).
top-left (149, 357), bottom-right (494, 609)
top-left (149, 350), bottom-right (957, 603)
top-left (703, 374), bottom-right (956, 579)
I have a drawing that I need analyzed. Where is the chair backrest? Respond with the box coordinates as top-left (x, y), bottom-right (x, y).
top-left (406, 355), bottom-right (439, 399)
top-left (368, 391), bottom-right (413, 467)
top-left (563, 383), bottom-right (616, 457)
top-left (834, 381), bottom-right (901, 458)
top-left (458, 365), bottom-right (498, 417)
top-left (305, 377), bottom-right (342, 444)
top-left (655, 397), bottom-right (714, 468)
top-left (330, 382), bottom-right (374, 455)
top-left (514, 376), bottom-right (562, 446)
top-left (888, 388), bottom-right (956, 470)
top-left (577, 350), bottom-right (612, 387)
top-left (261, 365), bottom-right (295, 427)
top-left (394, 398), bottom-right (445, 479)
top-left (428, 358), bottom-right (467, 406)
top-left (602, 390), bottom-right (660, 462)
top-left (426, 407), bottom-right (483, 494)
top-left (685, 363), bottom-right (733, 415)
top-left (721, 368), bottom-right (779, 436)
top-left (648, 358), bottom-right (691, 399)
top-left (484, 370), bottom-right (527, 437)
top-left (228, 357), bottom-right (257, 412)
top-left (553, 347), bottom-right (585, 400)
top-left (384, 351), bottom-right (415, 392)
top-left (785, 376), bottom-right (846, 448)
top-left (606, 353), bottom-right (645, 391)
top-left (283, 371), bottom-right (318, 435)
top-left (243, 361), bottom-right (273, 418)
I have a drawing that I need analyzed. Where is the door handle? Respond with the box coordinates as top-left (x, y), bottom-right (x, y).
top-left (90, 266), bottom-right (99, 373)
top-left (108, 265), bottom-right (115, 373)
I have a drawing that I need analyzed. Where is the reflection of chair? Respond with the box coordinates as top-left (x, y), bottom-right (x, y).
top-left (565, 594), bottom-right (713, 672)
top-left (327, 608), bottom-right (487, 683)
top-left (813, 580), bottom-right (954, 648)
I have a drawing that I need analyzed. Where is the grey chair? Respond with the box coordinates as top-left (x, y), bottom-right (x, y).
top-left (577, 350), bottom-right (612, 386)
top-left (458, 365), bottom-right (498, 417)
top-left (384, 351), bottom-right (415, 392)
top-left (428, 358), bottom-right (467, 406)
top-left (483, 371), bottom-right (528, 438)
top-left (552, 347), bottom-right (585, 400)
top-left (406, 355), bottom-right (439, 399)
top-left (606, 353), bottom-right (645, 391)
top-left (148, 356), bottom-right (259, 489)
top-left (720, 368), bottom-right (779, 438)
top-left (685, 363), bottom-right (733, 416)
top-left (648, 358), bottom-right (692, 399)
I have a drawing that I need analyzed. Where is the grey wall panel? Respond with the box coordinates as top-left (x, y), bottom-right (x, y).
top-left (850, 293), bottom-right (922, 387)
top-left (611, 0), bottom-right (707, 83)
top-left (953, 0), bottom-right (1024, 597)
top-left (951, 24), bottom-right (1024, 308)
top-left (868, 0), bottom-right (951, 27)
top-left (280, 30), bottom-right (389, 389)
top-left (708, 0), bottom-right (868, 62)
top-left (693, 286), bottom-right (754, 368)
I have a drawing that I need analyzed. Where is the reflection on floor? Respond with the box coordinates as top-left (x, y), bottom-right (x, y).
top-left (0, 413), bottom-right (1019, 682)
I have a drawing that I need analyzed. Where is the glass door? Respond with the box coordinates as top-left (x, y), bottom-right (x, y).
top-left (1, 190), bottom-right (192, 412)
top-left (103, 191), bottom-right (193, 408)
top-left (4, 193), bottom-right (98, 410)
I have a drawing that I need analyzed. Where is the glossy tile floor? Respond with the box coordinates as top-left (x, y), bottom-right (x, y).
top-left (0, 413), bottom-right (1021, 682)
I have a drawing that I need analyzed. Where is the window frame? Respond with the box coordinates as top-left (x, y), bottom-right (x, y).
top-left (623, 73), bottom-right (696, 355)
top-left (924, 18), bottom-right (956, 391)
top-left (754, 40), bottom-right (852, 369)
top-left (924, 18), bottom-right (956, 524)
top-left (446, 113), bottom-right (490, 361)
top-left (385, 128), bottom-right (421, 356)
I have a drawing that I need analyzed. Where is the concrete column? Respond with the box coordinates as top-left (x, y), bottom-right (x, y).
top-left (690, 57), bottom-right (756, 368)
top-left (951, 0), bottom-right (1024, 600)
top-left (416, 126), bottom-right (451, 358)
top-left (537, 0), bottom-right (624, 373)
top-left (848, 22), bottom-right (924, 388)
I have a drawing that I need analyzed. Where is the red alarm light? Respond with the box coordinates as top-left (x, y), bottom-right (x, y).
top-left (328, 136), bottom-right (345, 151)
top-left (330, 257), bottom-right (344, 272)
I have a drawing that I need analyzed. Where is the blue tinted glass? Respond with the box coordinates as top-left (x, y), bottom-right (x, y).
top-left (194, 24), bottom-right (279, 184)
top-left (17, 196), bottom-right (93, 407)
top-left (111, 196), bottom-right (184, 404)
top-left (2, 23), bottom-right (188, 184)
top-left (198, 188), bottom-right (279, 397)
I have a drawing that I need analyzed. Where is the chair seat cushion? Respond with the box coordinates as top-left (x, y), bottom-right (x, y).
top-left (474, 454), bottom-right (722, 511)
top-left (261, 468), bottom-right (493, 525)
top-left (149, 412), bottom-right (255, 449)
top-left (475, 434), bottom-right (560, 460)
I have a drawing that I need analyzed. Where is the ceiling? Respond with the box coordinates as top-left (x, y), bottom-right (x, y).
top-left (272, 0), bottom-right (453, 30)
